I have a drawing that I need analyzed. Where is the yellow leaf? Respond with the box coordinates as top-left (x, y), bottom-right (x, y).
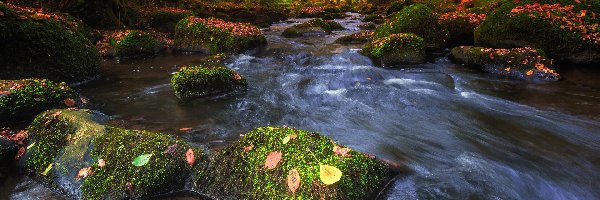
top-left (319, 164), bottom-right (342, 185)
top-left (526, 70), bottom-right (534, 76)
top-left (41, 163), bottom-right (53, 176)
top-left (283, 135), bottom-right (290, 144)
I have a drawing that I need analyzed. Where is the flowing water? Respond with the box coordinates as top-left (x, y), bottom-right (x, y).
top-left (4, 14), bottom-right (600, 199)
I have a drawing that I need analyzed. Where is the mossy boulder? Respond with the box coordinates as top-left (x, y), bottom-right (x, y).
top-left (372, 4), bottom-right (448, 51)
top-left (24, 109), bottom-right (205, 199)
top-left (450, 46), bottom-right (560, 80)
top-left (0, 79), bottom-right (78, 124)
top-left (148, 7), bottom-right (194, 33)
top-left (0, 3), bottom-right (100, 83)
top-left (335, 31), bottom-right (373, 44)
top-left (171, 65), bottom-right (248, 101)
top-left (197, 126), bottom-right (396, 199)
top-left (439, 12), bottom-right (487, 47)
top-left (362, 33), bottom-right (426, 67)
top-left (474, 2), bottom-right (600, 64)
top-left (115, 30), bottom-right (162, 58)
top-left (282, 18), bottom-right (345, 38)
top-left (174, 17), bottom-right (267, 53)
top-left (362, 14), bottom-right (384, 23)
top-left (358, 22), bottom-right (377, 30)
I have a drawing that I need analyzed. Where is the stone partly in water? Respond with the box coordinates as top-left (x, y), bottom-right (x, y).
top-left (171, 65), bottom-right (248, 101)
top-left (282, 18), bottom-right (345, 38)
top-left (0, 3), bottom-right (100, 83)
top-left (115, 30), bottom-right (162, 58)
top-left (0, 79), bottom-right (79, 124)
top-left (361, 33), bottom-right (426, 67)
top-left (174, 17), bottom-right (267, 54)
top-left (450, 46), bottom-right (560, 81)
top-left (197, 126), bottom-right (397, 199)
top-left (475, 2), bottom-right (599, 64)
top-left (335, 31), bottom-right (373, 45)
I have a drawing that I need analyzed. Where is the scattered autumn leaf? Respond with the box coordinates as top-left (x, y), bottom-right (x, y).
top-left (77, 167), bottom-right (93, 179)
top-left (179, 127), bottom-right (193, 131)
top-left (51, 111), bottom-right (62, 118)
top-left (15, 147), bottom-right (25, 160)
top-left (526, 70), bottom-right (534, 76)
top-left (264, 151), bottom-right (282, 169)
top-left (287, 169), bottom-right (301, 193)
top-left (98, 159), bottom-right (105, 168)
top-left (333, 145), bottom-right (351, 157)
top-left (319, 164), bottom-right (342, 185)
top-left (244, 144), bottom-right (254, 152)
top-left (64, 98), bottom-right (76, 107)
top-left (27, 142), bottom-right (36, 149)
top-left (290, 134), bottom-right (297, 140)
top-left (504, 67), bottom-right (511, 72)
top-left (132, 153), bottom-right (153, 166)
top-left (282, 136), bottom-right (291, 144)
top-left (41, 163), bottom-right (53, 176)
top-left (186, 148), bottom-right (195, 167)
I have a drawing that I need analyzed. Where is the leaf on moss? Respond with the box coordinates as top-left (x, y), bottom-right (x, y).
top-left (77, 167), bottom-right (93, 179)
top-left (333, 145), bottom-right (351, 157)
top-left (179, 127), bottom-right (192, 131)
top-left (319, 164), bottom-right (342, 185)
top-left (41, 163), bottom-right (53, 176)
top-left (186, 148), bottom-right (195, 166)
top-left (98, 159), bottom-right (105, 168)
top-left (132, 153), bottom-right (153, 166)
top-left (64, 98), bottom-right (76, 107)
top-left (264, 151), bottom-right (282, 169)
top-left (282, 135), bottom-right (290, 144)
top-left (287, 169), bottom-right (300, 193)
top-left (27, 142), bottom-right (36, 149)
top-left (244, 144), bottom-right (254, 152)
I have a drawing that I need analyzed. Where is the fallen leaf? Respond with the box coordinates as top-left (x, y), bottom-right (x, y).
top-left (264, 151), bottom-right (282, 169)
top-left (287, 169), bottom-right (300, 193)
top-left (98, 159), bottom-right (105, 168)
top-left (504, 67), bottom-right (511, 72)
top-left (64, 98), bottom-right (76, 107)
top-left (282, 136), bottom-right (290, 144)
top-left (179, 127), bottom-right (192, 131)
top-left (244, 144), bottom-right (254, 152)
top-left (51, 111), bottom-right (62, 117)
top-left (132, 153), bottom-right (153, 166)
top-left (126, 182), bottom-right (133, 193)
top-left (27, 142), bottom-right (36, 149)
top-left (290, 134), bottom-right (297, 140)
top-left (164, 143), bottom-right (180, 155)
top-left (77, 167), bottom-right (93, 179)
top-left (15, 147), bottom-right (25, 160)
top-left (526, 70), bottom-right (534, 76)
top-left (319, 164), bottom-right (342, 185)
top-left (333, 145), bottom-right (351, 157)
top-left (186, 148), bottom-right (195, 167)
top-left (41, 163), bottom-right (53, 176)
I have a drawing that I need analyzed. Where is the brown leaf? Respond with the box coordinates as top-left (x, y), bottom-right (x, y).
top-left (264, 151), bottom-right (282, 169)
top-left (243, 144), bottom-right (254, 152)
top-left (76, 167), bottom-right (93, 179)
top-left (289, 134), bottom-right (297, 140)
top-left (287, 169), bottom-right (300, 193)
top-left (98, 159), bottom-right (105, 168)
top-left (126, 182), bottom-right (133, 194)
top-left (51, 111), bottom-right (62, 118)
top-left (64, 98), bottom-right (75, 107)
top-left (333, 145), bottom-right (351, 157)
top-left (186, 148), bottom-right (195, 167)
top-left (15, 147), bottom-right (26, 160)
top-left (179, 127), bottom-right (192, 131)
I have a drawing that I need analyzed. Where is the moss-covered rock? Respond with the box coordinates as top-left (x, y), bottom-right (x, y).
top-left (0, 137), bottom-right (17, 163)
top-left (174, 17), bottom-right (267, 53)
top-left (474, 1), bottom-right (600, 64)
top-left (0, 3), bottom-right (100, 83)
top-left (0, 79), bottom-right (78, 124)
top-left (335, 31), bottom-right (373, 45)
top-left (148, 7), bottom-right (194, 33)
top-left (358, 22), bottom-right (377, 30)
top-left (197, 126), bottom-right (396, 199)
top-left (282, 18), bottom-right (345, 38)
top-left (439, 12), bottom-right (487, 47)
top-left (362, 14), bottom-right (384, 23)
top-left (362, 33), bottom-right (426, 67)
top-left (115, 30), bottom-right (162, 58)
top-left (372, 4), bottom-right (448, 51)
top-left (171, 65), bottom-right (247, 101)
top-left (24, 109), bottom-right (206, 199)
top-left (450, 46), bottom-right (560, 80)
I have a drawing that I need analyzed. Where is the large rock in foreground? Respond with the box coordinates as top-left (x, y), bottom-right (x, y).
top-left (171, 65), bottom-right (248, 101)
top-left (197, 126), bottom-right (396, 199)
top-left (361, 33), bottom-right (426, 67)
top-left (174, 17), bottom-right (266, 53)
top-left (0, 3), bottom-right (100, 83)
top-left (282, 18), bottom-right (345, 38)
top-left (451, 46), bottom-right (560, 81)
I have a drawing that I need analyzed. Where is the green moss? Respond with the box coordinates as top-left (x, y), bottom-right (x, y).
top-left (373, 4), bottom-right (448, 51)
top-left (174, 17), bottom-right (267, 53)
top-left (198, 126), bottom-right (394, 199)
top-left (362, 14), bottom-right (383, 23)
top-left (115, 30), bottom-right (161, 57)
top-left (171, 65), bottom-right (248, 101)
top-left (0, 79), bottom-right (78, 123)
top-left (335, 31), bottom-right (373, 44)
top-left (81, 127), bottom-right (203, 199)
top-left (386, 1), bottom-right (406, 15)
top-left (0, 3), bottom-right (100, 83)
top-left (362, 33), bottom-right (426, 66)
top-left (282, 18), bottom-right (345, 38)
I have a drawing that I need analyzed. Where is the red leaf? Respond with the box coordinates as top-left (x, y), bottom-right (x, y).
top-left (64, 98), bottom-right (75, 107)
top-left (333, 145), bottom-right (351, 157)
top-left (15, 147), bottom-right (26, 160)
top-left (287, 169), bottom-right (301, 193)
top-left (264, 151), bottom-right (282, 169)
top-left (243, 144), bottom-right (254, 152)
top-left (186, 148), bottom-right (195, 166)
top-left (179, 127), bottom-right (192, 131)
top-left (77, 167), bottom-right (93, 179)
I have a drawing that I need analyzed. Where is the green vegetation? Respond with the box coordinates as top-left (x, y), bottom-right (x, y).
top-left (115, 30), bottom-right (161, 57)
top-left (373, 4), bottom-right (448, 51)
top-left (0, 2), bottom-right (100, 83)
top-left (198, 126), bottom-right (395, 199)
top-left (335, 31), bottom-right (373, 44)
top-left (282, 18), bottom-right (345, 38)
top-left (362, 33), bottom-right (426, 66)
top-left (0, 79), bottom-right (78, 123)
top-left (171, 65), bottom-right (248, 101)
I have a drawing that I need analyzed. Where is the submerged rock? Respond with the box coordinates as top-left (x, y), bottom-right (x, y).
top-left (450, 46), bottom-right (560, 81)
top-left (0, 79), bottom-right (79, 124)
top-left (0, 3), bottom-right (100, 83)
top-left (171, 65), bottom-right (247, 101)
top-left (115, 30), bottom-right (162, 58)
top-left (361, 33), bottom-right (426, 67)
top-left (174, 17), bottom-right (267, 54)
top-left (282, 18), bottom-right (345, 38)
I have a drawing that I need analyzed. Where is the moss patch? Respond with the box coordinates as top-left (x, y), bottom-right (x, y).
top-left (0, 79), bottom-right (78, 124)
top-left (335, 31), bottom-right (373, 45)
top-left (282, 18), bottom-right (345, 38)
top-left (197, 126), bottom-right (395, 199)
top-left (373, 4), bottom-right (448, 51)
top-left (171, 65), bottom-right (248, 101)
top-left (115, 30), bottom-right (161, 57)
top-left (174, 17), bottom-right (266, 53)
top-left (0, 3), bottom-right (100, 83)
top-left (362, 33), bottom-right (426, 67)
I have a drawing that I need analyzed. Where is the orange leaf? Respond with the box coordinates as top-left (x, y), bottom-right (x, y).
top-left (526, 70), bottom-right (534, 76)
top-left (244, 144), bottom-right (254, 152)
top-left (333, 145), bottom-right (351, 157)
top-left (287, 169), bottom-right (301, 193)
top-left (505, 67), bottom-right (511, 72)
top-left (15, 147), bottom-right (26, 160)
top-left (77, 167), bottom-right (93, 179)
top-left (186, 148), bottom-right (195, 167)
top-left (179, 127), bottom-right (193, 131)
top-left (64, 98), bottom-right (75, 107)
top-left (264, 151), bottom-right (282, 169)
top-left (98, 159), bottom-right (106, 168)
